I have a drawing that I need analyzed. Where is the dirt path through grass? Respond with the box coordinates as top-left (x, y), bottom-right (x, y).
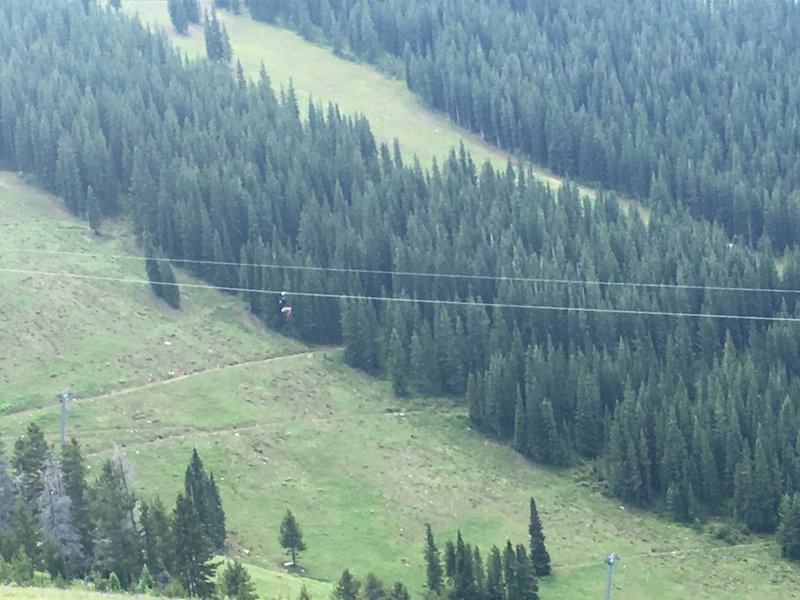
top-left (3, 347), bottom-right (334, 419)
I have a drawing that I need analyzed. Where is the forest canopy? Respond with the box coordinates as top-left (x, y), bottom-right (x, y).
top-left (247, 0), bottom-right (800, 249)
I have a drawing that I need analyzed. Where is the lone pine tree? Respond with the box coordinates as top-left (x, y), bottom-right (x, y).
top-left (528, 497), bottom-right (551, 577)
top-left (279, 509), bottom-right (306, 565)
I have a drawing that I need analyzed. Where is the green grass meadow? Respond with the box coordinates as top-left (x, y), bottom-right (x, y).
top-left (2, 174), bottom-right (800, 599)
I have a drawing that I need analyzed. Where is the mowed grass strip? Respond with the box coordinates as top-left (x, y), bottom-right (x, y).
top-left (121, 0), bottom-right (651, 219)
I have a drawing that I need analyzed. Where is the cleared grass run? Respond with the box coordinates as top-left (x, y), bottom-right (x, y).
top-left (1, 175), bottom-right (799, 598)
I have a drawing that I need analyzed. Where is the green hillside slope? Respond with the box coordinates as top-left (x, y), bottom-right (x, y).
top-left (2, 174), bottom-right (799, 598)
top-left (121, 0), bottom-right (648, 220)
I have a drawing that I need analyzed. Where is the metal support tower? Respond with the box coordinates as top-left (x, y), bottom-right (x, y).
top-left (604, 553), bottom-right (620, 600)
top-left (56, 388), bottom-right (72, 448)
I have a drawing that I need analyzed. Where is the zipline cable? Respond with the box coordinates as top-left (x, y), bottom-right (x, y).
top-left (2, 266), bottom-right (800, 323)
top-left (1, 247), bottom-right (796, 295)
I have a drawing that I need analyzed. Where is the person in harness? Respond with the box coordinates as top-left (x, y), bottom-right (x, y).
top-left (278, 291), bottom-right (292, 317)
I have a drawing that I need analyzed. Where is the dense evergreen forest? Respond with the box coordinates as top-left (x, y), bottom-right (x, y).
top-left (4, 0), bottom-right (800, 552)
top-left (244, 0), bottom-right (800, 249)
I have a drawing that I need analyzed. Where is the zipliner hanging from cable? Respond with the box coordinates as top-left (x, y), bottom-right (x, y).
top-left (278, 291), bottom-right (292, 317)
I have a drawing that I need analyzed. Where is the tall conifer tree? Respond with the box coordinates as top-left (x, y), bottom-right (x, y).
top-left (423, 524), bottom-right (443, 593)
top-left (12, 422), bottom-right (49, 512)
top-left (279, 509), bottom-right (306, 565)
top-left (172, 493), bottom-right (217, 598)
top-left (528, 497), bottom-right (551, 577)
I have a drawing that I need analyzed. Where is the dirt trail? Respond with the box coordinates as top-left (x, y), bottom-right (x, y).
top-left (3, 347), bottom-right (335, 419)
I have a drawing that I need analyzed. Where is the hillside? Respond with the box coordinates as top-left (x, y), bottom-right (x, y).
top-left (3, 0), bottom-right (800, 597)
top-left (249, 0), bottom-right (800, 248)
top-left (121, 0), bottom-right (649, 219)
top-left (2, 175), bottom-right (800, 599)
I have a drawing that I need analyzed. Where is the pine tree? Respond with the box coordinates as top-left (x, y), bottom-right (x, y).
top-left (502, 541), bottom-right (519, 600)
top-left (204, 9), bottom-right (232, 62)
top-left (342, 299), bottom-right (379, 372)
top-left (108, 572), bottom-right (121, 590)
top-left (444, 539), bottom-right (456, 581)
top-left (385, 582), bottom-right (409, 600)
top-left (91, 460), bottom-right (142, 589)
top-left (514, 544), bottom-right (539, 600)
top-left (387, 328), bottom-right (409, 396)
top-left (734, 453), bottom-right (754, 528)
top-left (778, 494), bottom-right (800, 560)
top-left (332, 569), bottom-right (360, 600)
top-left (184, 0), bottom-right (200, 23)
top-left (12, 422), bottom-right (49, 512)
top-left (137, 564), bottom-right (155, 593)
top-left (10, 498), bottom-right (44, 578)
top-left (168, 0), bottom-right (189, 34)
top-left (172, 493), bottom-right (217, 598)
top-left (0, 443), bottom-right (16, 529)
top-left (466, 373), bottom-right (485, 429)
top-left (206, 474), bottom-right (226, 551)
top-left (140, 498), bottom-right (172, 577)
top-left (358, 2), bottom-right (379, 61)
top-left (185, 449), bottom-right (210, 535)
top-left (279, 509), bottom-right (306, 565)
top-left (86, 185), bottom-right (101, 234)
top-left (408, 324), bottom-right (438, 395)
top-left (749, 437), bottom-right (781, 532)
top-left (362, 572), bottom-right (386, 600)
top-left (55, 135), bottom-right (84, 216)
top-left (423, 524), bottom-right (443, 593)
top-left (573, 371), bottom-right (602, 458)
top-left (452, 531), bottom-right (476, 600)
top-left (220, 560), bottom-right (258, 600)
top-left (219, 22), bottom-right (232, 61)
top-left (157, 255), bottom-right (181, 309)
top-left (528, 497), bottom-right (551, 576)
top-left (37, 456), bottom-right (83, 576)
top-left (62, 438), bottom-right (93, 568)
top-left (485, 546), bottom-right (503, 600)
top-left (145, 239), bottom-right (181, 309)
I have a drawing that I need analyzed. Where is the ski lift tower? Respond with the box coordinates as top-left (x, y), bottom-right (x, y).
top-left (56, 388), bottom-right (72, 449)
top-left (604, 552), bottom-right (620, 600)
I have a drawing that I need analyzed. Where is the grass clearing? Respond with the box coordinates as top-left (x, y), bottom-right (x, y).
top-left (122, 1), bottom-right (647, 221)
top-left (0, 171), bottom-right (306, 413)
